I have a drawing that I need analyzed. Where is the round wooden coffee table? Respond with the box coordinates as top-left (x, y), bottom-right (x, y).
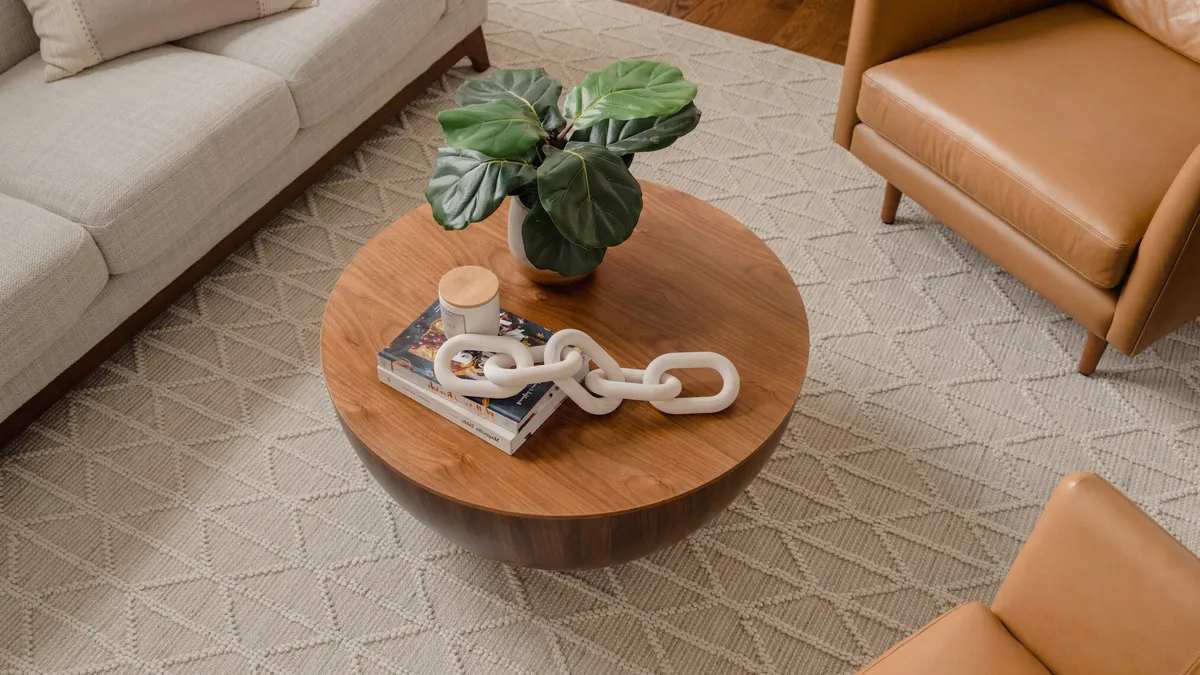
top-left (321, 182), bottom-right (808, 569)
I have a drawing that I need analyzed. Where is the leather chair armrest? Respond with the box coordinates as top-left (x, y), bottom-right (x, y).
top-left (834, 0), bottom-right (1063, 148)
top-left (1107, 143), bottom-right (1200, 354)
top-left (991, 473), bottom-right (1200, 675)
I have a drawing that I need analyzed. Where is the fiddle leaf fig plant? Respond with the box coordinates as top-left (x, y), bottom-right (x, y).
top-left (425, 60), bottom-right (700, 276)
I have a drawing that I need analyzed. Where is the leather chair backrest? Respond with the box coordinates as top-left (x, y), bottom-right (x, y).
top-left (0, 0), bottom-right (38, 74)
top-left (1093, 0), bottom-right (1200, 64)
top-left (992, 474), bottom-right (1200, 675)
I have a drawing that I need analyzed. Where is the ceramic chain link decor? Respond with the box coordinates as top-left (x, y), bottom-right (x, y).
top-left (434, 328), bottom-right (740, 414)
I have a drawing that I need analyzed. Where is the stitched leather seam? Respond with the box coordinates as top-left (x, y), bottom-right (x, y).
top-left (1176, 645), bottom-right (1200, 675)
top-left (861, 75), bottom-right (1135, 253)
top-left (864, 120), bottom-right (1112, 288)
top-left (1129, 210), bottom-right (1200, 353)
top-left (858, 604), bottom-right (973, 673)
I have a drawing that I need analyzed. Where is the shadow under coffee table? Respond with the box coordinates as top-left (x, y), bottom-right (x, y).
top-left (321, 182), bottom-right (809, 568)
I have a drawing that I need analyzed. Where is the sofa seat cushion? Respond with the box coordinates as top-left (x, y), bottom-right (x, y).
top-left (0, 46), bottom-right (298, 274)
top-left (857, 2), bottom-right (1200, 289)
top-left (860, 602), bottom-right (1050, 675)
top-left (178, 0), bottom-right (448, 128)
top-left (0, 195), bottom-right (108, 386)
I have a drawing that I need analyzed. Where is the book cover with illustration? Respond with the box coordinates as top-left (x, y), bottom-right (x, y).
top-left (377, 300), bottom-right (564, 431)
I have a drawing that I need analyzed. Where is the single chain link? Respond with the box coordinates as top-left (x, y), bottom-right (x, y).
top-left (433, 334), bottom-right (533, 399)
top-left (433, 328), bottom-right (739, 416)
top-left (644, 352), bottom-right (739, 414)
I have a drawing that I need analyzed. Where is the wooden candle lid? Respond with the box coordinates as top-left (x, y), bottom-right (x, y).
top-left (438, 265), bottom-right (499, 308)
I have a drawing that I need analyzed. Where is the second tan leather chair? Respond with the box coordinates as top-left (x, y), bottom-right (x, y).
top-left (857, 473), bottom-right (1200, 674)
top-left (835, 0), bottom-right (1200, 374)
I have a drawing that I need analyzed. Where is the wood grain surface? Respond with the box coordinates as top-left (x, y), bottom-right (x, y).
top-left (321, 182), bottom-right (808, 566)
top-left (438, 265), bottom-right (499, 308)
top-left (617, 0), bottom-right (855, 64)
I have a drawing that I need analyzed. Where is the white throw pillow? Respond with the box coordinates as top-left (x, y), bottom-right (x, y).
top-left (22, 0), bottom-right (317, 82)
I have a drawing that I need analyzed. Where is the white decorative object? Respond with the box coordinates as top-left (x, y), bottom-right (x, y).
top-left (437, 266), bottom-right (500, 338)
top-left (433, 327), bottom-right (740, 415)
top-left (432, 334), bottom-right (532, 398)
top-left (643, 352), bottom-right (739, 414)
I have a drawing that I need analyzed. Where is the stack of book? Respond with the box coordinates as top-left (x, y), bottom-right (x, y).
top-left (377, 300), bottom-right (583, 454)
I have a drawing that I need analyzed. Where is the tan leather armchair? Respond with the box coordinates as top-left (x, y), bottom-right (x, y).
top-left (835, 0), bottom-right (1200, 374)
top-left (857, 473), bottom-right (1200, 674)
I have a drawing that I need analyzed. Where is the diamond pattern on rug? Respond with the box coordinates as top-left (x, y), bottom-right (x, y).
top-left (2, 0), bottom-right (1199, 672)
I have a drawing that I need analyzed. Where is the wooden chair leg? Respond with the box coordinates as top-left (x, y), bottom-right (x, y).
top-left (463, 26), bottom-right (490, 72)
top-left (1078, 333), bottom-right (1108, 376)
top-left (881, 182), bottom-right (902, 224)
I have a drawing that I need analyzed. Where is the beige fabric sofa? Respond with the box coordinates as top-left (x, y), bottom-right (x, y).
top-left (0, 0), bottom-right (488, 436)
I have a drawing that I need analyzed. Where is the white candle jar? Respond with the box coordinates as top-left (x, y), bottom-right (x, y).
top-left (438, 266), bottom-right (500, 338)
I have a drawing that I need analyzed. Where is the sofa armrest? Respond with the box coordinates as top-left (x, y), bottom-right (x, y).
top-left (991, 473), bottom-right (1200, 675)
top-left (1108, 143), bottom-right (1200, 354)
top-left (834, 0), bottom-right (1063, 148)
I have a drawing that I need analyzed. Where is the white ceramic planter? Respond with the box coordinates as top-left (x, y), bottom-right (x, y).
top-left (506, 196), bottom-right (593, 286)
top-left (507, 196), bottom-right (535, 269)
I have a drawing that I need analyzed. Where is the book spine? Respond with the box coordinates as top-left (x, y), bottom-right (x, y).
top-left (511, 386), bottom-right (568, 447)
top-left (380, 362), bottom-right (522, 432)
top-left (377, 366), bottom-right (518, 454)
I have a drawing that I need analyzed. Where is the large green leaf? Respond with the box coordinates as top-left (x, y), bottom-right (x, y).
top-left (537, 142), bottom-right (642, 249)
top-left (562, 60), bottom-right (697, 131)
top-left (425, 148), bottom-right (537, 230)
top-left (521, 199), bottom-right (606, 276)
top-left (437, 99), bottom-right (547, 157)
top-left (456, 68), bottom-right (565, 131)
top-left (571, 103), bottom-right (700, 155)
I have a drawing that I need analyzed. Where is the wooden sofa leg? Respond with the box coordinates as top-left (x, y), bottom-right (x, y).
top-left (1078, 333), bottom-right (1108, 376)
top-left (463, 27), bottom-right (490, 72)
top-left (881, 182), bottom-right (902, 224)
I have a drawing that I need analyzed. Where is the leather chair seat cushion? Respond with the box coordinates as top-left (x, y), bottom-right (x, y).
top-left (859, 602), bottom-right (1050, 675)
top-left (857, 2), bottom-right (1200, 289)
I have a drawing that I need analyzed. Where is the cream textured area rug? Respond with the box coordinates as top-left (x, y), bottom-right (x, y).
top-left (5, 1), bottom-right (1200, 673)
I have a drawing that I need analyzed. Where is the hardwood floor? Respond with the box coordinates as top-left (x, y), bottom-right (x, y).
top-left (617, 0), bottom-right (855, 64)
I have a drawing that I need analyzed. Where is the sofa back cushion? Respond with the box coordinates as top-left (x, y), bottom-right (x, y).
top-left (0, 0), bottom-right (38, 73)
top-left (1094, 0), bottom-right (1200, 63)
top-left (20, 0), bottom-right (316, 82)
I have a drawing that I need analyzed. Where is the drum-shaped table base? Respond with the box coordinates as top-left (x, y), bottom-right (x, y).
top-left (343, 413), bottom-right (789, 569)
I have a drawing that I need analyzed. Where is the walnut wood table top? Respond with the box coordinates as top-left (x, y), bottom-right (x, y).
top-left (321, 181), bottom-right (808, 567)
